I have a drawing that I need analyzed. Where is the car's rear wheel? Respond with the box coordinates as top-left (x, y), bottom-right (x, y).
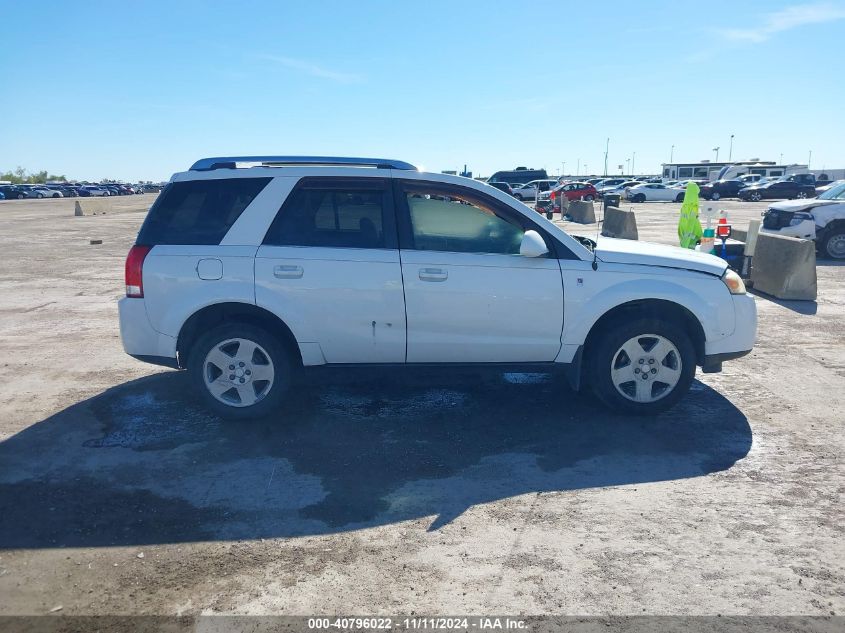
top-left (796, 191), bottom-right (808, 199)
top-left (16, 193), bottom-right (24, 199)
top-left (820, 228), bottom-right (845, 259)
top-left (584, 194), bottom-right (594, 201)
top-left (36, 193), bottom-right (44, 199)
top-left (588, 318), bottom-right (696, 415)
top-left (189, 324), bottom-right (292, 420)
top-left (675, 193), bottom-right (684, 202)
top-left (514, 194), bottom-right (524, 201)
top-left (711, 191), bottom-right (721, 201)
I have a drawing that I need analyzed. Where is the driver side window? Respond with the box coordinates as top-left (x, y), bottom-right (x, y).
top-left (404, 186), bottom-right (525, 255)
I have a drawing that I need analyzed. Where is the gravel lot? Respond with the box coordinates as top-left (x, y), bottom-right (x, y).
top-left (0, 194), bottom-right (842, 618)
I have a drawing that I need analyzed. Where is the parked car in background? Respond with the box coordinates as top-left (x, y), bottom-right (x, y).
top-left (19, 185), bottom-right (61, 199)
top-left (0, 190), bottom-right (5, 200)
top-left (626, 183), bottom-right (686, 203)
top-left (488, 167), bottom-right (548, 186)
top-left (45, 184), bottom-right (78, 197)
top-left (737, 179), bottom-right (816, 202)
top-left (512, 179), bottom-right (558, 201)
top-left (699, 179), bottom-right (747, 201)
top-left (737, 174), bottom-right (766, 185)
top-left (761, 180), bottom-right (845, 259)
top-left (82, 185), bottom-right (108, 197)
top-left (598, 180), bottom-right (639, 198)
top-left (101, 185), bottom-right (121, 196)
top-left (487, 181), bottom-right (514, 196)
top-left (0, 185), bottom-right (28, 199)
top-left (594, 178), bottom-right (629, 193)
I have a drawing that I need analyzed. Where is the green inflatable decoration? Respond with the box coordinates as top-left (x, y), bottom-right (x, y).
top-left (678, 182), bottom-right (703, 249)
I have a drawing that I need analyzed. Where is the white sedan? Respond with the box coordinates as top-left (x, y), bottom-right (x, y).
top-left (626, 183), bottom-right (686, 203)
top-left (511, 179), bottom-right (558, 201)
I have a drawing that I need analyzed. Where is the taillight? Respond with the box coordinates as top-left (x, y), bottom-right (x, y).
top-left (125, 245), bottom-right (152, 298)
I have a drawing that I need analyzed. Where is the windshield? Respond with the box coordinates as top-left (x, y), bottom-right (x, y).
top-left (818, 181), bottom-right (845, 200)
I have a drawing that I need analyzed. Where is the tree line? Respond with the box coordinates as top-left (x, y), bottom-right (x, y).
top-left (1, 167), bottom-right (67, 184)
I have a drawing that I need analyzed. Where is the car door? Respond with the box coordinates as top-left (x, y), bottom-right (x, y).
top-left (768, 182), bottom-right (791, 199)
top-left (255, 177), bottom-right (406, 364)
top-left (396, 179), bottom-right (564, 363)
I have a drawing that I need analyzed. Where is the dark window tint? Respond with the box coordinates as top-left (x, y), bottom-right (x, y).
top-left (137, 178), bottom-right (270, 245)
top-left (264, 186), bottom-right (387, 249)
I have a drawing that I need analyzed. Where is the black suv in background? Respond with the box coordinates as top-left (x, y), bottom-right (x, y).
top-left (738, 179), bottom-right (817, 202)
top-left (700, 179), bottom-right (746, 200)
top-left (0, 185), bottom-right (27, 199)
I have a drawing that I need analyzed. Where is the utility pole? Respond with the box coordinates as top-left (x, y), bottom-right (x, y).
top-left (625, 158), bottom-right (630, 175)
top-left (670, 144), bottom-right (674, 163)
top-left (808, 150), bottom-right (812, 169)
top-left (632, 152), bottom-right (636, 176)
top-left (561, 161), bottom-right (566, 177)
top-left (728, 134), bottom-right (734, 161)
top-left (713, 147), bottom-right (720, 162)
top-left (576, 158), bottom-right (580, 176)
top-left (604, 138), bottom-right (609, 177)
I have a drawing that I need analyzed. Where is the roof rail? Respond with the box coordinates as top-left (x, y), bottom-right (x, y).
top-left (189, 156), bottom-right (417, 171)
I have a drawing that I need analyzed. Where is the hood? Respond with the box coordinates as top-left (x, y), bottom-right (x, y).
top-left (769, 198), bottom-right (835, 212)
top-left (595, 236), bottom-right (727, 275)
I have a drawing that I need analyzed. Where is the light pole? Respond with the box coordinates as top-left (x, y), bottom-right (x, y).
top-left (670, 144), bottom-right (674, 163)
top-left (561, 161), bottom-right (566, 177)
top-left (780, 153), bottom-right (783, 165)
top-left (728, 134), bottom-right (734, 161)
top-left (625, 158), bottom-right (630, 175)
top-left (576, 159), bottom-right (580, 176)
top-left (604, 137), bottom-right (609, 177)
top-left (632, 152), bottom-right (636, 176)
top-left (808, 150), bottom-right (812, 169)
top-left (713, 146), bottom-right (720, 162)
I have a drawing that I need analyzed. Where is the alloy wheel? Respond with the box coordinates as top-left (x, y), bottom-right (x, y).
top-left (203, 337), bottom-right (275, 407)
top-left (610, 334), bottom-right (682, 403)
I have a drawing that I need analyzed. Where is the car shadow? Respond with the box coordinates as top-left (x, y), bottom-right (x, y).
top-left (748, 288), bottom-right (818, 315)
top-left (0, 370), bottom-right (751, 549)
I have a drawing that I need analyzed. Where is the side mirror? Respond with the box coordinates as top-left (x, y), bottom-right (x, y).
top-left (520, 230), bottom-right (549, 258)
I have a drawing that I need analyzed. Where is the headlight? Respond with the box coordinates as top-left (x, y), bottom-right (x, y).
top-left (722, 269), bottom-right (746, 295)
top-left (789, 212), bottom-right (813, 226)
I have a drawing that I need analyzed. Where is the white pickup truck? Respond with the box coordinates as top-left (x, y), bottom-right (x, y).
top-left (119, 156), bottom-right (756, 419)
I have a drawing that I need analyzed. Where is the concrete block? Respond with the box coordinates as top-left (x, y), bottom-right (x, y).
top-left (751, 232), bottom-right (817, 300)
top-left (601, 206), bottom-right (638, 240)
top-left (568, 200), bottom-right (596, 224)
top-left (74, 201), bottom-right (84, 216)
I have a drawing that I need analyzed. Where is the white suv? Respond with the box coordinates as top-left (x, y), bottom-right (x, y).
top-left (119, 156), bottom-right (756, 419)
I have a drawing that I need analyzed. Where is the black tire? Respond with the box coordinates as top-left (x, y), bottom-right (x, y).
top-left (36, 193), bottom-right (44, 199)
top-left (634, 193), bottom-right (646, 203)
top-left (750, 192), bottom-right (762, 202)
top-left (16, 193), bottom-right (24, 199)
top-left (514, 194), bottom-right (524, 201)
top-left (188, 323), bottom-right (293, 420)
top-left (587, 317), bottom-right (696, 415)
top-left (584, 194), bottom-right (594, 201)
top-left (796, 191), bottom-right (808, 199)
top-left (711, 191), bottom-right (721, 201)
top-left (675, 193), bottom-right (684, 202)
top-left (545, 211), bottom-right (553, 220)
top-left (819, 226), bottom-right (845, 260)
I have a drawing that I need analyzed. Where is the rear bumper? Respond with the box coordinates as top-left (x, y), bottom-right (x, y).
top-left (118, 297), bottom-right (178, 365)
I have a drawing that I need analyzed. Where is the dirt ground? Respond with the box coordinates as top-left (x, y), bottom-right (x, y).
top-left (0, 193), bottom-right (842, 618)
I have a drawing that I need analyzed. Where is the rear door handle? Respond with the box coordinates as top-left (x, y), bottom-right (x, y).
top-left (274, 265), bottom-right (303, 279)
top-left (419, 267), bottom-right (447, 282)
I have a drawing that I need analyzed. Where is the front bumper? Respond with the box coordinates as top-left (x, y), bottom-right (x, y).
top-left (702, 293), bottom-right (757, 371)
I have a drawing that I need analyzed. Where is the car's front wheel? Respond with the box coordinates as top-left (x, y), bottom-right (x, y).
top-left (584, 194), bottom-right (595, 201)
top-left (36, 193), bottom-right (44, 199)
top-left (514, 194), bottom-right (524, 201)
top-left (819, 226), bottom-right (845, 259)
top-left (588, 318), bottom-right (696, 415)
top-left (711, 191), bottom-right (721, 201)
top-left (750, 192), bottom-right (762, 202)
top-left (675, 193), bottom-right (685, 202)
top-left (633, 193), bottom-right (646, 203)
top-left (188, 324), bottom-right (292, 420)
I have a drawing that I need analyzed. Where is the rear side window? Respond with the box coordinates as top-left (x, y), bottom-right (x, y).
top-left (263, 183), bottom-right (389, 249)
top-left (137, 177), bottom-right (270, 245)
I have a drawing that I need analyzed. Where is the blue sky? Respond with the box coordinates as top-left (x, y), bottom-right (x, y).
top-left (1, 0), bottom-right (844, 181)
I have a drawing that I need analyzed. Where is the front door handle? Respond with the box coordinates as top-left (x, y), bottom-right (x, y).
top-left (274, 265), bottom-right (304, 279)
top-left (419, 267), bottom-right (447, 282)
